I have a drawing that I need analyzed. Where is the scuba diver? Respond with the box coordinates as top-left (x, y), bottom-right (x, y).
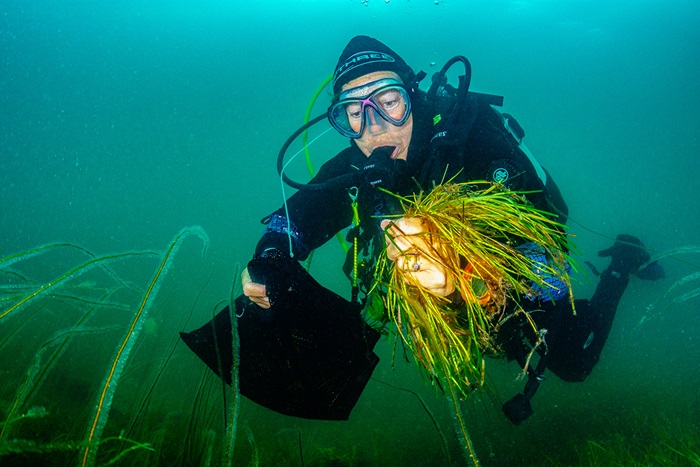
top-left (181, 35), bottom-right (664, 424)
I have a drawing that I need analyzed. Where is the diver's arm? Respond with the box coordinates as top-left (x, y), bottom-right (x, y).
top-left (255, 149), bottom-right (359, 260)
top-left (245, 148), bottom-right (362, 307)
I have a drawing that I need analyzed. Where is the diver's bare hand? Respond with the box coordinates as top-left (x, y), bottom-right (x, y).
top-left (381, 218), bottom-right (455, 296)
top-left (242, 267), bottom-right (271, 309)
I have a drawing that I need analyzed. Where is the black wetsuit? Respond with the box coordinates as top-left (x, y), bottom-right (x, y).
top-left (255, 91), bottom-right (628, 384)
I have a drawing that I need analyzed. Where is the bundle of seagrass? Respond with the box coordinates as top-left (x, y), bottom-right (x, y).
top-left (373, 181), bottom-right (575, 397)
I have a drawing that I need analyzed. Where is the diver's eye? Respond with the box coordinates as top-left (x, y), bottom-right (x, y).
top-left (377, 90), bottom-right (401, 110)
top-left (382, 98), bottom-right (399, 111)
top-left (375, 88), bottom-right (406, 119)
top-left (345, 102), bottom-right (362, 120)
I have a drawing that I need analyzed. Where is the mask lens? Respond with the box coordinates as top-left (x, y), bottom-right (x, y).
top-left (372, 87), bottom-right (408, 124)
top-left (328, 103), bottom-right (358, 137)
top-left (328, 80), bottom-right (411, 139)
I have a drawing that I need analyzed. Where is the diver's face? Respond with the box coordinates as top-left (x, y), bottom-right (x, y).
top-left (341, 71), bottom-right (413, 161)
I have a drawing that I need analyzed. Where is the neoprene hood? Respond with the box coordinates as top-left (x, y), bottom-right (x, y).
top-left (332, 35), bottom-right (415, 94)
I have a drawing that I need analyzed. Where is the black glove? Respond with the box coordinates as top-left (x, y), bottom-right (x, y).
top-left (247, 249), bottom-right (307, 308)
top-left (360, 146), bottom-right (405, 191)
top-left (359, 146), bottom-right (406, 217)
top-left (598, 234), bottom-right (651, 276)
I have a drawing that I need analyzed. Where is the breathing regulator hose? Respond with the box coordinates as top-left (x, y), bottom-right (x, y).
top-left (426, 55), bottom-right (472, 125)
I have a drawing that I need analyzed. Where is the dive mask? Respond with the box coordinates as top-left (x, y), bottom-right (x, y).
top-left (328, 78), bottom-right (411, 139)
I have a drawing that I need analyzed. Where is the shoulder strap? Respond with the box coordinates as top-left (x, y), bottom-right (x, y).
top-left (493, 109), bottom-right (548, 187)
top-left (488, 106), bottom-right (569, 223)
top-left (430, 91), bottom-right (504, 149)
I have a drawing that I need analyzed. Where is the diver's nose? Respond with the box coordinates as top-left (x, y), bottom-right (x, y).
top-left (365, 106), bottom-right (388, 135)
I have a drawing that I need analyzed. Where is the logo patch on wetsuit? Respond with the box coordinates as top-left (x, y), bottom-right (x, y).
top-left (492, 167), bottom-right (509, 183)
